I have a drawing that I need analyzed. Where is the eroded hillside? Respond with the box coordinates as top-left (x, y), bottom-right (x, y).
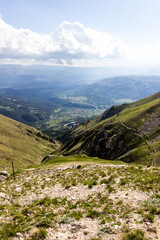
top-left (59, 92), bottom-right (160, 165)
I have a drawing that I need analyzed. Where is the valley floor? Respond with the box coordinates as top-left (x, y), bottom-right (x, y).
top-left (0, 161), bottom-right (160, 240)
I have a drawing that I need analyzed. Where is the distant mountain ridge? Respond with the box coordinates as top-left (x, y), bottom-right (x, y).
top-left (0, 71), bottom-right (160, 110)
top-left (0, 67), bottom-right (160, 142)
top-left (74, 76), bottom-right (160, 108)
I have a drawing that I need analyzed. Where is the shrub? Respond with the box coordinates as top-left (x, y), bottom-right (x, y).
top-left (68, 211), bottom-right (83, 220)
top-left (121, 227), bottom-right (148, 240)
top-left (144, 214), bottom-right (154, 223)
top-left (0, 222), bottom-right (21, 238)
top-left (120, 178), bottom-right (127, 186)
top-left (31, 228), bottom-right (47, 240)
top-left (87, 210), bottom-right (101, 219)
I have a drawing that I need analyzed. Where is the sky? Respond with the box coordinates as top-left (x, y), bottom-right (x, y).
top-left (0, 0), bottom-right (160, 68)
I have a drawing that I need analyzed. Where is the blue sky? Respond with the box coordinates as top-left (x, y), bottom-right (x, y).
top-left (0, 0), bottom-right (160, 67)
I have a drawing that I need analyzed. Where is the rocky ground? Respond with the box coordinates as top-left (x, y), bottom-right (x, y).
top-left (0, 163), bottom-right (160, 240)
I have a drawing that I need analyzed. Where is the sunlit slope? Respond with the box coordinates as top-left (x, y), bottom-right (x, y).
top-left (59, 92), bottom-right (160, 165)
top-left (0, 114), bottom-right (60, 170)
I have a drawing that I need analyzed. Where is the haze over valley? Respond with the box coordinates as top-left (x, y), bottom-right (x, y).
top-left (0, 65), bottom-right (160, 139)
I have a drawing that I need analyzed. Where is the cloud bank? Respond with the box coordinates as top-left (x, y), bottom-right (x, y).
top-left (0, 17), bottom-right (160, 67)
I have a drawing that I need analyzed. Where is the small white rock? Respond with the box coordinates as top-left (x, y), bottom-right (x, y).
top-left (16, 232), bottom-right (23, 237)
top-left (46, 178), bottom-right (51, 181)
top-left (0, 192), bottom-right (5, 198)
top-left (114, 225), bottom-right (119, 230)
top-left (15, 187), bottom-right (22, 192)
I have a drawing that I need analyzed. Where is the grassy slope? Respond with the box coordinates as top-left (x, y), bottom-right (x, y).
top-left (71, 92), bottom-right (160, 135)
top-left (59, 92), bottom-right (160, 165)
top-left (39, 155), bottom-right (125, 169)
top-left (0, 114), bottom-right (60, 171)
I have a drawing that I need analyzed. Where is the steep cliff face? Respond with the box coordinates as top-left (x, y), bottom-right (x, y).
top-left (59, 92), bottom-right (160, 165)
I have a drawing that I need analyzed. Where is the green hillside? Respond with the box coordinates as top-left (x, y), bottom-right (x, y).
top-left (59, 92), bottom-right (160, 166)
top-left (0, 114), bottom-right (60, 171)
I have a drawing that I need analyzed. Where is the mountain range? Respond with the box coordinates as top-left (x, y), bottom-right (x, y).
top-left (0, 65), bottom-right (160, 140)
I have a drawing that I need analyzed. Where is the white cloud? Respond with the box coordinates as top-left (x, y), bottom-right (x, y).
top-left (0, 18), bottom-right (128, 66)
top-left (0, 17), bottom-right (160, 67)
